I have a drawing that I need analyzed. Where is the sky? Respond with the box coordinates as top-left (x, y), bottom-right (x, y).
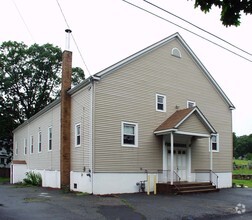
top-left (1, 0), bottom-right (252, 136)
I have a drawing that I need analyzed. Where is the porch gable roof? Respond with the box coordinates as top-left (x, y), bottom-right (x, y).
top-left (154, 107), bottom-right (216, 135)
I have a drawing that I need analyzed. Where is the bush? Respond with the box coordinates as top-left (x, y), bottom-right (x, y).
top-left (23, 171), bottom-right (42, 186)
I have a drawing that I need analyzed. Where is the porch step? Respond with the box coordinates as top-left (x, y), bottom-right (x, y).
top-left (175, 182), bottom-right (219, 194)
top-left (157, 182), bottom-right (219, 195)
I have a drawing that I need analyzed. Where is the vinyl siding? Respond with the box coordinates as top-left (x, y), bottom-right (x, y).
top-left (13, 103), bottom-right (61, 170)
top-left (71, 86), bottom-right (92, 172)
top-left (178, 113), bottom-right (210, 134)
top-left (93, 38), bottom-right (232, 173)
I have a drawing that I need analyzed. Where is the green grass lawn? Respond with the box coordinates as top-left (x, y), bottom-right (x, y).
top-left (233, 159), bottom-right (252, 175)
top-left (232, 179), bottom-right (252, 188)
top-left (233, 159), bottom-right (252, 188)
top-left (234, 159), bottom-right (251, 166)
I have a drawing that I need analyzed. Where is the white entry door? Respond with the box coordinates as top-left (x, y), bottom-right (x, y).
top-left (168, 148), bottom-right (187, 181)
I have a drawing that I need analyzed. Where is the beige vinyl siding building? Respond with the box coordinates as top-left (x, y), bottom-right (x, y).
top-left (12, 32), bottom-right (234, 194)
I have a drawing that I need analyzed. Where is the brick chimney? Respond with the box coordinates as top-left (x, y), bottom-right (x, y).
top-left (60, 29), bottom-right (72, 190)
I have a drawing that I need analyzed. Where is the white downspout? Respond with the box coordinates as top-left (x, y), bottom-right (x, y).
top-left (90, 79), bottom-right (95, 194)
top-left (170, 132), bottom-right (174, 185)
top-left (210, 135), bottom-right (213, 170)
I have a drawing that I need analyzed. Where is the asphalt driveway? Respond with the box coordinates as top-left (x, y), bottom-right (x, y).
top-left (0, 183), bottom-right (251, 220)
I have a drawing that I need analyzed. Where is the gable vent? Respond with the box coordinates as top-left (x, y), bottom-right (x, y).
top-left (171, 47), bottom-right (181, 58)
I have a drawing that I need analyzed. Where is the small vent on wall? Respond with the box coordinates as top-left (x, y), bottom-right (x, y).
top-left (171, 48), bottom-right (181, 58)
top-left (74, 183), bottom-right (77, 189)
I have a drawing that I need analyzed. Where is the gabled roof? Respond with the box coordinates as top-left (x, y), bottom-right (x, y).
top-left (83, 32), bottom-right (234, 109)
top-left (154, 107), bottom-right (216, 135)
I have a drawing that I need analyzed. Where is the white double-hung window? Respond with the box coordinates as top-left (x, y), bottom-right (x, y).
top-left (38, 131), bottom-right (42, 153)
top-left (156, 94), bottom-right (166, 112)
top-left (48, 127), bottom-right (52, 151)
top-left (121, 122), bottom-right (138, 147)
top-left (211, 134), bottom-right (219, 152)
top-left (75, 123), bottom-right (81, 147)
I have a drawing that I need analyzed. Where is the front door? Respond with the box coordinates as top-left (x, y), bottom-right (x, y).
top-left (168, 148), bottom-right (187, 181)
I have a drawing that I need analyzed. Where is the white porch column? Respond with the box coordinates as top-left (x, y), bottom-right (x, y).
top-left (187, 143), bottom-right (192, 182)
top-left (170, 132), bottom-right (174, 185)
top-left (209, 136), bottom-right (213, 170)
top-left (162, 137), bottom-right (168, 171)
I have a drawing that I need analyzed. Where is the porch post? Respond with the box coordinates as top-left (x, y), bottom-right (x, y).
top-left (187, 142), bottom-right (191, 182)
top-left (209, 136), bottom-right (213, 170)
top-left (162, 137), bottom-right (168, 171)
top-left (170, 132), bottom-right (174, 185)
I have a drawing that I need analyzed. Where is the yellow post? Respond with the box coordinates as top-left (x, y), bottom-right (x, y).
top-left (154, 174), bottom-right (157, 195)
top-left (147, 174), bottom-right (150, 195)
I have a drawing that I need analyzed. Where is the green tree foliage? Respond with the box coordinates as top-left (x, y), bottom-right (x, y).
top-left (0, 41), bottom-right (85, 152)
top-left (192, 0), bottom-right (252, 26)
top-left (233, 132), bottom-right (252, 158)
top-left (0, 41), bottom-right (62, 124)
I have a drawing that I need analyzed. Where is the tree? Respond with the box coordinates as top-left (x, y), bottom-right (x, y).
top-left (192, 0), bottom-right (252, 26)
top-left (233, 133), bottom-right (252, 158)
top-left (0, 41), bottom-right (85, 155)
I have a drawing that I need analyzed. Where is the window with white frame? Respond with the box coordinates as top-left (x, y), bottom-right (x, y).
top-left (187, 100), bottom-right (196, 108)
top-left (211, 134), bottom-right (219, 152)
top-left (15, 142), bottom-right (18, 155)
top-left (24, 138), bottom-right (27, 155)
top-left (48, 127), bottom-right (52, 151)
top-left (156, 94), bottom-right (166, 112)
top-left (30, 136), bottom-right (34, 154)
top-left (38, 131), bottom-right (42, 153)
top-left (75, 123), bottom-right (81, 147)
top-left (121, 122), bottom-right (138, 147)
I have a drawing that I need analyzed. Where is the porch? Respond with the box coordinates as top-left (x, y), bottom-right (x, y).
top-left (154, 107), bottom-right (218, 187)
top-left (156, 169), bottom-right (219, 194)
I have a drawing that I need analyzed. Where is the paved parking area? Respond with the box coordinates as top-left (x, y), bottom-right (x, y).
top-left (0, 184), bottom-right (251, 219)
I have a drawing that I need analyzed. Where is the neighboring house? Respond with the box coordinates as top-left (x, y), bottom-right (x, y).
top-left (11, 33), bottom-right (235, 194)
top-left (0, 147), bottom-right (10, 168)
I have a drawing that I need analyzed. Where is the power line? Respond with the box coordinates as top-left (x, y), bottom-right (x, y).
top-left (11, 0), bottom-right (35, 42)
top-left (143, 0), bottom-right (252, 57)
top-left (122, 0), bottom-right (252, 63)
top-left (56, 0), bottom-right (92, 77)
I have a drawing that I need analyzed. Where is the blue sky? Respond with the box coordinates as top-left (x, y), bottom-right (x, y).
top-left (1, 0), bottom-right (252, 136)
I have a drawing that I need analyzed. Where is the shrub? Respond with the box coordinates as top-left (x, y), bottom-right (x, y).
top-left (23, 171), bottom-right (42, 186)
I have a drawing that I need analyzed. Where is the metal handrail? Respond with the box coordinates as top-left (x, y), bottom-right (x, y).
top-left (194, 169), bottom-right (219, 188)
top-left (173, 170), bottom-right (181, 183)
top-left (210, 170), bottom-right (219, 188)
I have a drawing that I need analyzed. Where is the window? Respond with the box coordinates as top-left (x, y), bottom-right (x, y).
top-left (30, 136), bottom-right (34, 154)
top-left (156, 94), bottom-right (166, 112)
top-left (24, 138), bottom-right (27, 155)
top-left (38, 131), bottom-right (42, 153)
top-left (15, 142), bottom-right (18, 155)
top-left (0, 158), bottom-right (5, 165)
top-left (211, 134), bottom-right (219, 152)
top-left (187, 100), bottom-right (196, 108)
top-left (121, 121), bottom-right (138, 147)
top-left (75, 123), bottom-right (81, 147)
top-left (48, 127), bottom-right (52, 151)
